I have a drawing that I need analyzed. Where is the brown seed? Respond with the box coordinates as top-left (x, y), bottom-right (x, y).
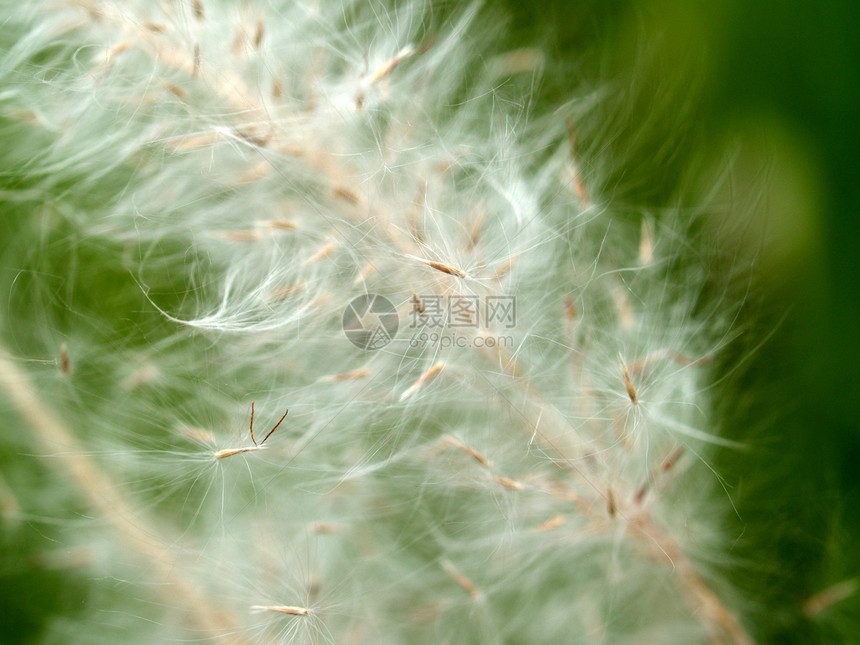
top-left (305, 242), bottom-right (336, 264)
top-left (572, 167), bottom-right (589, 204)
top-left (270, 283), bottom-right (305, 300)
top-left (408, 185), bottom-right (427, 242)
top-left (213, 446), bottom-right (264, 460)
top-left (30, 545), bottom-right (95, 570)
top-left (629, 350), bottom-right (711, 372)
top-left (329, 368), bottom-right (371, 382)
top-left (170, 132), bottom-right (222, 151)
top-left (635, 445), bottom-right (685, 500)
top-left (639, 218), bottom-right (654, 265)
top-left (14, 110), bottom-right (38, 124)
top-left (467, 211), bottom-right (485, 249)
top-left (252, 605), bottom-right (309, 616)
top-left (572, 171), bottom-right (589, 205)
top-left (613, 285), bottom-right (634, 330)
top-left (333, 186), bottom-right (360, 205)
top-left (59, 343), bottom-right (70, 375)
top-left (413, 257), bottom-right (466, 279)
top-left (0, 471), bottom-right (20, 523)
top-left (216, 230), bottom-right (263, 242)
top-left (565, 117), bottom-right (590, 205)
top-left (494, 475), bottom-right (522, 491)
top-left (120, 364), bottom-right (160, 391)
top-left (400, 361), bottom-right (445, 401)
top-left (259, 219), bottom-right (298, 230)
top-left (564, 296), bottom-right (578, 322)
top-left (109, 41), bottom-right (133, 57)
top-left (633, 480), bottom-right (649, 504)
top-left (368, 45), bottom-right (416, 84)
top-left (253, 19), bottom-right (264, 49)
top-left (442, 436), bottom-right (491, 468)
top-left (534, 515), bottom-right (566, 533)
top-left (162, 82), bottom-right (186, 98)
top-left (661, 446), bottom-right (685, 471)
top-left (231, 29), bottom-right (245, 57)
top-left (235, 161), bottom-right (271, 183)
top-left (310, 293), bottom-right (331, 307)
top-left (235, 128), bottom-right (270, 148)
top-left (353, 263), bottom-right (376, 284)
top-left (487, 48), bottom-right (543, 75)
top-left (441, 561), bottom-right (481, 599)
top-left (491, 255), bottom-right (518, 280)
top-left (619, 355), bottom-right (638, 405)
top-left (192, 44), bottom-right (200, 76)
top-left (181, 425), bottom-right (216, 445)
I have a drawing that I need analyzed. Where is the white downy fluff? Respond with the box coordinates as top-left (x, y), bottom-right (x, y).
top-left (0, 1), bottom-right (752, 643)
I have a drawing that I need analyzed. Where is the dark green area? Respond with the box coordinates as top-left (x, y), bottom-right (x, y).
top-left (502, 0), bottom-right (860, 642)
top-left (0, 526), bottom-right (88, 644)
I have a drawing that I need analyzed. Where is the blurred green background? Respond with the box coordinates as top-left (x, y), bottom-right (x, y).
top-left (2, 0), bottom-right (858, 643)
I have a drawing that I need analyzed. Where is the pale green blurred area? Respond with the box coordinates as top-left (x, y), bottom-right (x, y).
top-left (706, 114), bottom-right (825, 275)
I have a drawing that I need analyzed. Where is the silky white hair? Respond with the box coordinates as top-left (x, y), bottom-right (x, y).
top-left (0, 1), bottom-right (752, 643)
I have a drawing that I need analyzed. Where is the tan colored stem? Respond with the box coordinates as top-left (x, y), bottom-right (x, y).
top-left (631, 514), bottom-right (753, 645)
top-left (0, 347), bottom-right (251, 645)
top-left (529, 474), bottom-right (752, 644)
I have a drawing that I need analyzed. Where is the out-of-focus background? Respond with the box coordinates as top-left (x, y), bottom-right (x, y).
top-left (500, 0), bottom-right (860, 641)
